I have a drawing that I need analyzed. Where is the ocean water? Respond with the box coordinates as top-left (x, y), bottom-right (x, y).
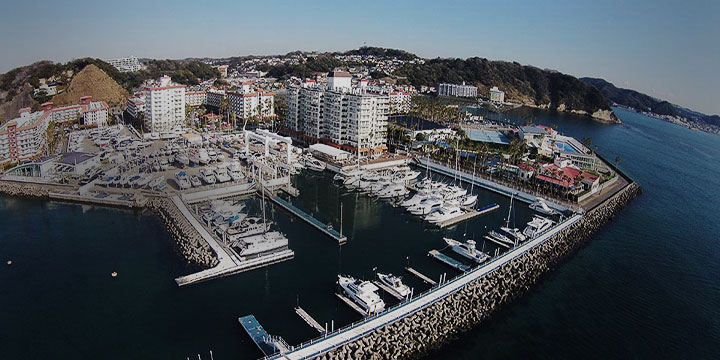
top-left (1, 107), bottom-right (718, 359)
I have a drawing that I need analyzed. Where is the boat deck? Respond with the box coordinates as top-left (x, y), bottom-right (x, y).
top-left (372, 280), bottom-right (409, 301)
top-left (435, 203), bottom-right (499, 228)
top-left (428, 250), bottom-right (470, 272)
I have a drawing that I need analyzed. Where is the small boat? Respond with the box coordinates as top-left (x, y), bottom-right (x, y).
top-left (199, 168), bottom-right (216, 185)
top-left (176, 153), bottom-right (190, 167)
top-left (529, 198), bottom-right (559, 216)
top-left (189, 175), bottom-right (202, 187)
top-left (337, 275), bottom-right (386, 315)
top-left (236, 231), bottom-right (288, 257)
top-left (443, 238), bottom-right (490, 263)
top-left (175, 171), bottom-right (191, 190)
top-left (304, 157), bottom-right (326, 172)
top-left (425, 205), bottom-right (463, 224)
top-left (377, 273), bottom-right (411, 298)
top-left (408, 197), bottom-right (444, 216)
top-left (213, 166), bottom-right (232, 183)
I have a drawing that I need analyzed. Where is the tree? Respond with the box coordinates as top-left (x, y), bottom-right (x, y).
top-left (415, 133), bottom-right (426, 142)
top-left (218, 97), bottom-right (231, 122)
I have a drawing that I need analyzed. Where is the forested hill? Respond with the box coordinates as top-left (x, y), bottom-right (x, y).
top-left (393, 58), bottom-right (617, 122)
top-left (581, 77), bottom-right (720, 134)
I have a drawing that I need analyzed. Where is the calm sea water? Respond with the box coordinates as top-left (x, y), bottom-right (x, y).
top-left (1, 107), bottom-right (718, 359)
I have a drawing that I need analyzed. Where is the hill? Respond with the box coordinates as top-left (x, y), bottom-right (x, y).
top-left (51, 64), bottom-right (129, 107)
top-left (581, 77), bottom-right (720, 134)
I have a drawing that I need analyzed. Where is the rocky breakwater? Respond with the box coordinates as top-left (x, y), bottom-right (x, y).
top-left (315, 182), bottom-right (642, 360)
top-left (0, 181), bottom-right (55, 198)
top-left (148, 197), bottom-right (218, 269)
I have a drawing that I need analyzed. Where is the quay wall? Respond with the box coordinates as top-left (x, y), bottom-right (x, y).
top-left (314, 182), bottom-right (641, 360)
top-left (0, 180), bottom-right (65, 198)
top-left (147, 197), bottom-right (219, 269)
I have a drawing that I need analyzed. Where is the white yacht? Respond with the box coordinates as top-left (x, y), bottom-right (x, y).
top-left (228, 217), bottom-right (270, 241)
top-left (198, 149), bottom-right (210, 165)
top-left (400, 193), bottom-right (428, 208)
top-left (457, 194), bottom-right (478, 207)
top-left (190, 175), bottom-right (202, 187)
top-left (440, 185), bottom-right (467, 200)
top-left (304, 157), bottom-right (326, 172)
top-left (425, 205), bottom-right (463, 224)
top-left (443, 238), bottom-right (490, 264)
top-left (485, 230), bottom-right (515, 248)
top-left (207, 149), bottom-right (218, 162)
top-left (228, 162), bottom-right (244, 181)
top-left (523, 216), bottom-right (555, 238)
top-left (408, 197), bottom-right (444, 216)
top-left (199, 168), bottom-right (216, 185)
top-left (337, 275), bottom-right (386, 315)
top-left (174, 171), bottom-right (192, 190)
top-left (213, 166), bottom-right (232, 183)
top-left (377, 184), bottom-right (410, 199)
top-left (377, 273), bottom-right (411, 298)
top-left (529, 198), bottom-right (559, 216)
top-left (237, 231), bottom-right (288, 257)
top-left (176, 153), bottom-right (190, 167)
top-left (500, 226), bottom-right (527, 244)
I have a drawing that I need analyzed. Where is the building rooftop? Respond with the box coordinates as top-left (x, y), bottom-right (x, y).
top-left (520, 126), bottom-right (548, 135)
top-left (57, 152), bottom-right (96, 165)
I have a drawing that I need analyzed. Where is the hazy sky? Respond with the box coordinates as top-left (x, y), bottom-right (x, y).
top-left (2, 0), bottom-right (718, 115)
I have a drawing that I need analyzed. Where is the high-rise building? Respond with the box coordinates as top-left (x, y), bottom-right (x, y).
top-left (144, 76), bottom-right (186, 132)
top-left (438, 82), bottom-right (477, 97)
top-left (489, 86), bottom-right (505, 104)
top-left (286, 72), bottom-right (389, 154)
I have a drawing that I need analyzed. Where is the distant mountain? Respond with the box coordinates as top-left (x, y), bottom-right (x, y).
top-left (580, 77), bottom-right (720, 134)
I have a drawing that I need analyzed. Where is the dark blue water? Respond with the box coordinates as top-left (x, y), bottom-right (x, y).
top-left (1, 107), bottom-right (719, 359)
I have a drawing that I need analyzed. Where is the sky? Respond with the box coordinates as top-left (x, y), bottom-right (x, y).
top-left (1, 0), bottom-right (718, 115)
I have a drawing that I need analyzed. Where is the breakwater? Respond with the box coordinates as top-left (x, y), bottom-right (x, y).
top-left (310, 182), bottom-right (641, 360)
top-left (0, 180), bottom-right (60, 198)
top-left (147, 197), bottom-right (219, 269)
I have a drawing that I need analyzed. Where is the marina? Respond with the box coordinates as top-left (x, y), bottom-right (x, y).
top-left (295, 307), bottom-right (327, 335)
top-left (268, 195), bottom-right (347, 244)
top-left (405, 267), bottom-right (438, 286)
top-left (239, 315), bottom-right (290, 356)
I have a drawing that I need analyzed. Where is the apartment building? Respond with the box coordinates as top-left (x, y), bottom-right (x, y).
top-left (489, 86), bottom-right (505, 104)
top-left (0, 97), bottom-right (108, 163)
top-left (438, 82), bottom-right (478, 97)
top-left (227, 92), bottom-right (275, 119)
top-left (144, 76), bottom-right (186, 132)
top-left (107, 56), bottom-right (144, 72)
top-left (286, 72), bottom-right (389, 154)
top-left (388, 91), bottom-right (411, 113)
top-left (185, 91), bottom-right (208, 107)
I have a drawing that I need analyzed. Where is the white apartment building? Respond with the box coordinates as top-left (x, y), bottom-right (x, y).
top-left (107, 56), bottom-right (144, 72)
top-left (126, 96), bottom-right (145, 118)
top-left (227, 92), bottom-right (275, 119)
top-left (438, 82), bottom-right (478, 97)
top-left (388, 91), bottom-right (411, 113)
top-left (206, 89), bottom-right (225, 108)
top-left (489, 86), bottom-right (505, 104)
top-left (185, 91), bottom-right (208, 107)
top-left (144, 76), bottom-right (186, 132)
top-left (286, 72), bottom-right (389, 155)
top-left (0, 97), bottom-right (108, 164)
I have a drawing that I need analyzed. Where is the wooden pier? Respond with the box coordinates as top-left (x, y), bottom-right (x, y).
top-left (335, 293), bottom-right (368, 317)
top-left (428, 250), bottom-right (470, 272)
top-left (295, 307), bottom-right (325, 334)
top-left (483, 235), bottom-right (512, 249)
top-left (405, 267), bottom-right (437, 286)
top-left (269, 195), bottom-right (347, 244)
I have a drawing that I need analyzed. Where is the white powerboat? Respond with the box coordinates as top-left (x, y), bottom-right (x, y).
top-left (337, 275), bottom-right (386, 315)
top-left (443, 238), bottom-right (490, 264)
top-left (198, 149), bottom-right (210, 165)
top-left (523, 215), bottom-right (555, 238)
top-left (199, 168), bottom-right (216, 184)
top-left (213, 166), bottom-right (232, 183)
top-left (425, 205), bottom-right (463, 223)
top-left (174, 171), bottom-right (192, 190)
top-left (377, 273), bottom-right (412, 298)
top-left (304, 157), bottom-right (326, 172)
top-left (529, 198), bottom-right (559, 216)
top-left (176, 153), bottom-right (190, 167)
top-left (190, 175), bottom-right (202, 187)
top-left (228, 162), bottom-right (244, 181)
top-left (408, 197), bottom-right (444, 216)
top-left (237, 231), bottom-right (288, 257)
top-left (400, 193), bottom-right (428, 208)
top-left (377, 184), bottom-right (410, 199)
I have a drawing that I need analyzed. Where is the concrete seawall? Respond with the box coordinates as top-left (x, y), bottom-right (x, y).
top-left (312, 182), bottom-right (641, 360)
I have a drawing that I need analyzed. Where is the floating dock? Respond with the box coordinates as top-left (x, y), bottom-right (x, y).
top-left (372, 280), bottom-right (409, 301)
top-left (405, 267), bottom-right (437, 286)
top-left (175, 250), bottom-right (295, 286)
top-left (428, 250), bottom-right (470, 272)
top-left (269, 196), bottom-right (347, 244)
top-left (335, 293), bottom-right (368, 317)
top-left (239, 315), bottom-right (290, 356)
top-left (435, 203), bottom-right (499, 229)
top-left (295, 307), bottom-right (325, 335)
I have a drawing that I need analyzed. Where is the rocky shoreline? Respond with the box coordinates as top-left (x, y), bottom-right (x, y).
top-left (147, 197), bottom-right (219, 269)
top-left (0, 181), bottom-right (57, 198)
top-left (316, 182), bottom-right (641, 360)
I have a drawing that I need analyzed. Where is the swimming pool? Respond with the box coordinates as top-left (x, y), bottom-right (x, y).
top-left (551, 140), bottom-right (579, 153)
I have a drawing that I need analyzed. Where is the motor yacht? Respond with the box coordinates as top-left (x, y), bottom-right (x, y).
top-left (443, 238), bottom-right (490, 263)
top-left (377, 273), bottom-right (412, 298)
top-left (522, 215), bottom-right (555, 238)
top-left (337, 275), bottom-right (386, 315)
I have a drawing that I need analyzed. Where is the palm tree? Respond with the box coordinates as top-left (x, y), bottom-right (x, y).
top-left (219, 97), bottom-right (231, 123)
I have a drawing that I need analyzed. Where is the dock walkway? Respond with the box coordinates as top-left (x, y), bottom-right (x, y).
top-left (335, 293), bottom-right (368, 317)
top-left (269, 196), bottom-right (347, 244)
top-left (239, 315), bottom-right (289, 356)
top-left (295, 307), bottom-right (326, 334)
top-left (428, 250), bottom-right (470, 272)
top-left (405, 267), bottom-right (437, 286)
top-left (267, 214), bottom-right (583, 360)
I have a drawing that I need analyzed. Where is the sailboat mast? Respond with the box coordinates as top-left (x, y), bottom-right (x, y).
top-left (260, 171), bottom-right (267, 233)
top-left (506, 193), bottom-right (513, 228)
